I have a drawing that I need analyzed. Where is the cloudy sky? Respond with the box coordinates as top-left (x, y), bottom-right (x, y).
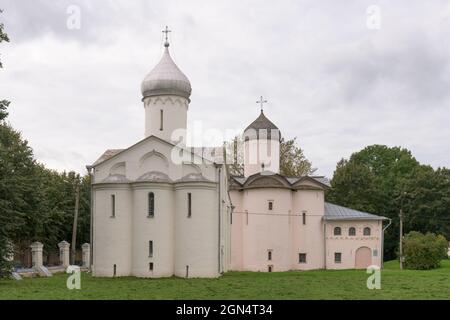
top-left (1, 0), bottom-right (449, 178)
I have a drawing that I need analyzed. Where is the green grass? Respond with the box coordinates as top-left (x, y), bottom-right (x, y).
top-left (1, 260), bottom-right (449, 300)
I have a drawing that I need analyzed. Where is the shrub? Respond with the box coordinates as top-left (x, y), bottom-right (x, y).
top-left (403, 231), bottom-right (448, 270)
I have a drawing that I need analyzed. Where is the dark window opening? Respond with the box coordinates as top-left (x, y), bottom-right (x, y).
top-left (149, 240), bottom-right (153, 258)
top-left (334, 252), bottom-right (342, 263)
top-left (148, 192), bottom-right (155, 217)
top-left (299, 253), bottom-right (307, 263)
top-left (334, 227), bottom-right (341, 236)
top-left (349, 227), bottom-right (356, 236)
top-left (187, 193), bottom-right (192, 217)
top-left (111, 195), bottom-right (116, 218)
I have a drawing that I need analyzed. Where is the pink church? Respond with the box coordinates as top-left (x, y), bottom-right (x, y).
top-left (229, 111), bottom-right (388, 271)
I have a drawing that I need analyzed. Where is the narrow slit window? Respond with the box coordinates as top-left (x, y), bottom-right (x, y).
top-left (302, 212), bottom-right (306, 225)
top-left (160, 109), bottom-right (163, 131)
top-left (268, 201), bottom-right (273, 211)
top-left (113, 264), bottom-right (117, 276)
top-left (149, 262), bottom-right (154, 271)
top-left (268, 250), bottom-right (272, 261)
top-left (148, 192), bottom-right (155, 217)
top-left (149, 240), bottom-right (153, 258)
top-left (111, 195), bottom-right (116, 218)
top-left (187, 193), bottom-right (192, 218)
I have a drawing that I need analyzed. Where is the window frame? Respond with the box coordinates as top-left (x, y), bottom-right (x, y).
top-left (299, 253), bottom-right (307, 264)
top-left (363, 227), bottom-right (371, 236)
top-left (348, 227), bottom-right (356, 236)
top-left (334, 252), bottom-right (342, 264)
top-left (333, 227), bottom-right (341, 236)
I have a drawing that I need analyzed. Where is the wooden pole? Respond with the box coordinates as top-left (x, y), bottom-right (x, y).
top-left (399, 208), bottom-right (403, 270)
top-left (71, 182), bottom-right (80, 265)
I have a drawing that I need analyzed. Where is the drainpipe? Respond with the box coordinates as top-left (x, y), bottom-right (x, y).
top-left (216, 164), bottom-right (222, 275)
top-left (323, 219), bottom-right (327, 269)
top-left (86, 165), bottom-right (94, 272)
top-left (381, 218), bottom-right (392, 269)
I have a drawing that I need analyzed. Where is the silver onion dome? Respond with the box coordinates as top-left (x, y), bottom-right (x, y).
top-left (141, 44), bottom-right (192, 100)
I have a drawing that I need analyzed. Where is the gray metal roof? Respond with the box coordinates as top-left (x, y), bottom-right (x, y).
top-left (244, 111), bottom-right (280, 140)
top-left (324, 202), bottom-right (387, 221)
top-left (230, 175), bottom-right (330, 188)
top-left (92, 149), bottom-right (124, 166)
top-left (141, 46), bottom-right (192, 100)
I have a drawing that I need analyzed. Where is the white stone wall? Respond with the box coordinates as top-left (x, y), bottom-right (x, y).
top-left (131, 183), bottom-right (175, 277)
top-left (92, 185), bottom-right (132, 276)
top-left (244, 138), bottom-right (280, 176)
top-left (174, 182), bottom-right (220, 278)
top-left (143, 95), bottom-right (188, 142)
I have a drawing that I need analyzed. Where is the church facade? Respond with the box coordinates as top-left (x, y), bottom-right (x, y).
top-left (88, 33), bottom-right (388, 278)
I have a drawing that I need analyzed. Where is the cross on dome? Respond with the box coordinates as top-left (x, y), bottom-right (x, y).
top-left (162, 26), bottom-right (171, 47)
top-left (256, 96), bottom-right (268, 112)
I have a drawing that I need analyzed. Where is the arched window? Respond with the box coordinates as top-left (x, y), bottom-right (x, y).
top-left (333, 227), bottom-right (341, 236)
top-left (363, 227), bottom-right (371, 236)
top-left (349, 227), bottom-right (356, 236)
top-left (148, 192), bottom-right (155, 217)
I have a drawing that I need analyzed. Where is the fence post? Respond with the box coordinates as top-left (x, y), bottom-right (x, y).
top-left (58, 240), bottom-right (71, 268)
top-left (30, 242), bottom-right (43, 268)
top-left (82, 243), bottom-right (90, 267)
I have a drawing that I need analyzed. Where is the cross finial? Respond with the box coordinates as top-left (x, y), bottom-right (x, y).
top-left (162, 26), bottom-right (171, 47)
top-left (256, 96), bottom-right (268, 112)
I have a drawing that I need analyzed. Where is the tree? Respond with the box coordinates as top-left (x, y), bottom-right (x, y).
top-left (403, 231), bottom-right (448, 270)
top-left (327, 144), bottom-right (450, 261)
top-left (0, 9), bottom-right (9, 121)
top-left (279, 137), bottom-right (316, 176)
top-left (226, 135), bottom-right (315, 176)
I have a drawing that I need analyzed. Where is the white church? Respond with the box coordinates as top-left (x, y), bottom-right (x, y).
top-left (88, 28), bottom-right (388, 278)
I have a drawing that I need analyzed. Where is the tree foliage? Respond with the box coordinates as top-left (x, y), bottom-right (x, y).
top-left (403, 231), bottom-right (448, 270)
top-left (327, 144), bottom-right (450, 260)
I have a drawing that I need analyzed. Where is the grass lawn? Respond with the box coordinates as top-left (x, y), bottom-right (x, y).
top-left (0, 260), bottom-right (449, 300)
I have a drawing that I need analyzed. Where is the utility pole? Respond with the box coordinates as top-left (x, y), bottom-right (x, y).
top-left (399, 208), bottom-right (403, 270)
top-left (399, 191), bottom-right (406, 270)
top-left (71, 181), bottom-right (80, 265)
